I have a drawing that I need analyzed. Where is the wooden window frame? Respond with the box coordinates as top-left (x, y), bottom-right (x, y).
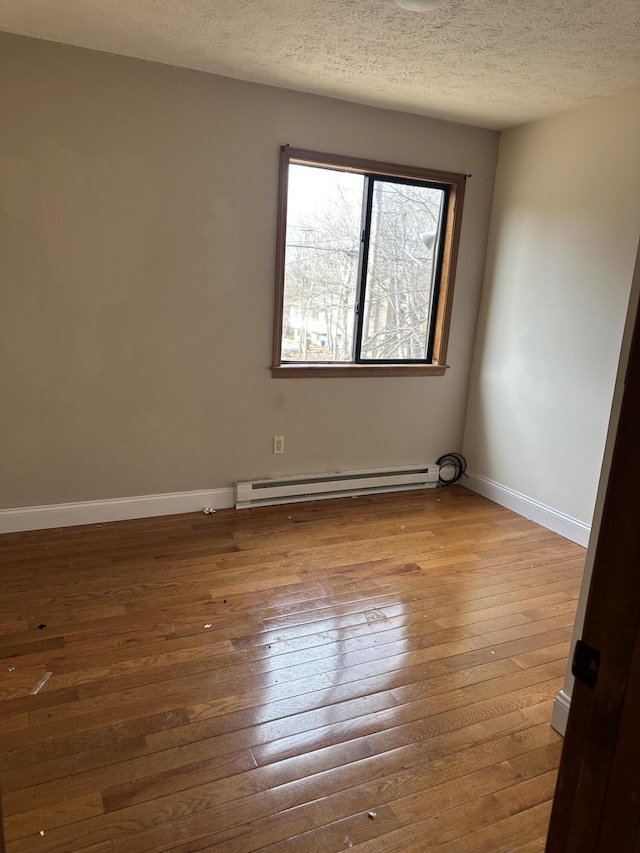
top-left (271, 147), bottom-right (467, 378)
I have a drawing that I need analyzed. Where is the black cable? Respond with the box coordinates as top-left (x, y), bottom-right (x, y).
top-left (436, 452), bottom-right (467, 486)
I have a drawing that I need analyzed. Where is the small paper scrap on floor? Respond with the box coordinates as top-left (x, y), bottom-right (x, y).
top-left (39, 830), bottom-right (45, 836)
top-left (31, 672), bottom-right (52, 695)
top-left (204, 624), bottom-right (212, 629)
top-left (345, 837), bottom-right (353, 848)
top-left (368, 811), bottom-right (377, 819)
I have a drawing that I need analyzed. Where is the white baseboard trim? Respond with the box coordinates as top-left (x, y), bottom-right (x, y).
top-left (0, 488), bottom-right (235, 534)
top-left (464, 472), bottom-right (591, 547)
top-left (551, 689), bottom-right (571, 736)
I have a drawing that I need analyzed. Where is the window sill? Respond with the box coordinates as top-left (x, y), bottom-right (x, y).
top-left (271, 363), bottom-right (448, 378)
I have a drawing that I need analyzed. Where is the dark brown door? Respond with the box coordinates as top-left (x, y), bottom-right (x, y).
top-left (546, 290), bottom-right (640, 851)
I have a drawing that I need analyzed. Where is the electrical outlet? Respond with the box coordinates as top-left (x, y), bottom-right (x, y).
top-left (273, 436), bottom-right (285, 454)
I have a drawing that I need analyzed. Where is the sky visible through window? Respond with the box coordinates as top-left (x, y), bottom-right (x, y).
top-left (282, 163), bottom-right (444, 363)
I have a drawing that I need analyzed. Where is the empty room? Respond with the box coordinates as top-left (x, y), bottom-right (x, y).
top-left (1, 1), bottom-right (639, 850)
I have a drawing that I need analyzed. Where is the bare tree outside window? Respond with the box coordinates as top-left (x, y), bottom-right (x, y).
top-left (272, 149), bottom-right (466, 378)
top-left (361, 181), bottom-right (444, 361)
top-left (282, 166), bottom-right (362, 362)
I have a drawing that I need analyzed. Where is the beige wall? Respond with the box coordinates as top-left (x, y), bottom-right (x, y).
top-left (463, 92), bottom-right (640, 525)
top-left (558, 241), bottom-right (640, 712)
top-left (0, 34), bottom-right (498, 508)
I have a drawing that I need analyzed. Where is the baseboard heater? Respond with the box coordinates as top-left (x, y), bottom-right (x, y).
top-left (235, 464), bottom-right (439, 509)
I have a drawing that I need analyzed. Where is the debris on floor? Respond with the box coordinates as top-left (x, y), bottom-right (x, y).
top-left (204, 623), bottom-right (212, 629)
top-left (345, 836), bottom-right (353, 848)
top-left (31, 672), bottom-right (52, 695)
top-left (368, 811), bottom-right (377, 820)
top-left (8, 666), bottom-right (15, 672)
top-left (202, 507), bottom-right (216, 515)
top-left (37, 623), bottom-right (46, 630)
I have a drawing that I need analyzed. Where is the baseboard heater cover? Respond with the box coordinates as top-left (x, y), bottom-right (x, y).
top-left (235, 464), bottom-right (439, 509)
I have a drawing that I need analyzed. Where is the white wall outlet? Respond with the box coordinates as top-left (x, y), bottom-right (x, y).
top-left (273, 436), bottom-right (285, 454)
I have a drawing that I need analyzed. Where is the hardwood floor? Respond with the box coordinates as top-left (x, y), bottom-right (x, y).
top-left (0, 486), bottom-right (585, 852)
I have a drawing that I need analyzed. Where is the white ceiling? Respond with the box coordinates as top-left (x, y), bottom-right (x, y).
top-left (1, 0), bottom-right (639, 129)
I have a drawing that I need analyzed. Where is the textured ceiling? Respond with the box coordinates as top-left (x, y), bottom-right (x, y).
top-left (1, 0), bottom-right (639, 129)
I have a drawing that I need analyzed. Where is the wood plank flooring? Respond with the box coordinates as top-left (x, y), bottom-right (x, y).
top-left (0, 486), bottom-right (585, 852)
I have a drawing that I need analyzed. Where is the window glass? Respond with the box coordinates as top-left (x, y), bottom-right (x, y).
top-left (360, 180), bottom-right (445, 361)
top-left (282, 165), bottom-right (364, 363)
top-left (272, 149), bottom-right (466, 377)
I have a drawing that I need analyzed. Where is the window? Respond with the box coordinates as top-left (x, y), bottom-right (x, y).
top-left (272, 147), bottom-right (467, 377)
